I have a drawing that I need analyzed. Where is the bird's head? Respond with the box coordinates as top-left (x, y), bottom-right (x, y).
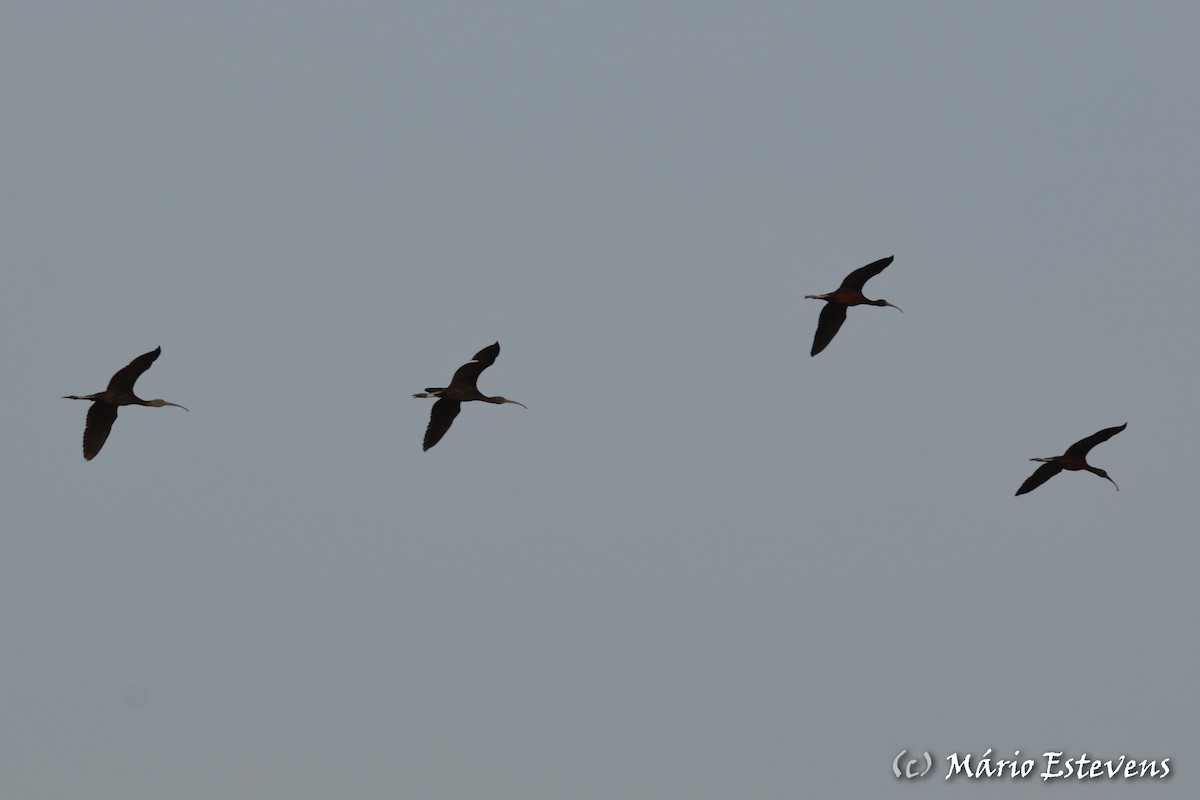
top-left (873, 299), bottom-right (903, 312)
top-left (148, 399), bottom-right (190, 411)
top-left (488, 396), bottom-right (527, 409)
top-left (1091, 467), bottom-right (1119, 491)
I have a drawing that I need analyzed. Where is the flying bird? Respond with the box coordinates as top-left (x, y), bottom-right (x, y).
top-left (805, 255), bottom-right (902, 356)
top-left (63, 346), bottom-right (189, 460)
top-left (413, 341), bottom-right (526, 451)
top-left (1015, 423), bottom-right (1126, 496)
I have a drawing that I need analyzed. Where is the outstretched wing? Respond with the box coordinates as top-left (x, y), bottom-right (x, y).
top-left (83, 401), bottom-right (119, 460)
top-left (837, 255), bottom-right (894, 293)
top-left (810, 302), bottom-right (849, 356)
top-left (1015, 462), bottom-right (1062, 496)
top-left (107, 347), bottom-right (162, 393)
top-left (1064, 423), bottom-right (1127, 459)
top-left (447, 341), bottom-right (501, 390)
top-left (423, 398), bottom-right (462, 451)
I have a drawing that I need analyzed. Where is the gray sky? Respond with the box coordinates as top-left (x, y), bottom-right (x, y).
top-left (2, 3), bottom-right (1196, 798)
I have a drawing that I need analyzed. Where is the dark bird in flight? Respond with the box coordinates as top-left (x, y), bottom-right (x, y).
top-left (63, 346), bottom-right (189, 460)
top-left (413, 341), bottom-right (526, 451)
top-left (805, 255), bottom-right (902, 356)
top-left (1015, 423), bottom-right (1126, 496)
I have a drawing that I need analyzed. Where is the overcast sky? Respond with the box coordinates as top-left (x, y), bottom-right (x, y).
top-left (2, 3), bottom-right (1197, 798)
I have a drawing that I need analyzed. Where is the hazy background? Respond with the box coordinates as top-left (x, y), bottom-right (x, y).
top-left (2, 3), bottom-right (1196, 797)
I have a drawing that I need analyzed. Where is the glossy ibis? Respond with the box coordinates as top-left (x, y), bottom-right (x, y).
top-left (414, 341), bottom-right (526, 451)
top-left (1015, 423), bottom-right (1126, 496)
top-left (64, 346), bottom-right (189, 460)
top-left (805, 255), bottom-right (902, 356)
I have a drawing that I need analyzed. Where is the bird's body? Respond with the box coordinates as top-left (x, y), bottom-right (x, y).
top-left (414, 341), bottom-right (526, 451)
top-left (63, 346), bottom-right (189, 460)
top-left (805, 255), bottom-right (902, 356)
top-left (1015, 423), bottom-right (1126, 496)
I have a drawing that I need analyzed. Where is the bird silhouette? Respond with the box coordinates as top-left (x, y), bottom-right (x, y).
top-left (414, 341), bottom-right (526, 451)
top-left (805, 256), bottom-right (902, 356)
top-left (1016, 423), bottom-right (1126, 496)
top-left (64, 346), bottom-right (188, 460)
